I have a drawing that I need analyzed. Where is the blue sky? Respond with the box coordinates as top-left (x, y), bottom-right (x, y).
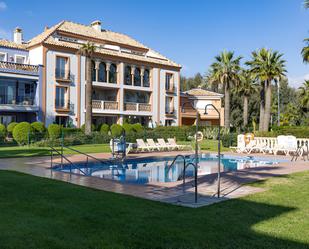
top-left (0, 0), bottom-right (309, 87)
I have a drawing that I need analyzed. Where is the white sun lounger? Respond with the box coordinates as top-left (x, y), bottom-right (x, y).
top-left (157, 138), bottom-right (175, 151)
top-left (167, 138), bottom-right (188, 150)
top-left (136, 139), bottom-right (156, 152)
top-left (146, 139), bottom-right (162, 151)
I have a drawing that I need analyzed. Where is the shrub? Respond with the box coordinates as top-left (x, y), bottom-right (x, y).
top-left (48, 124), bottom-right (61, 139)
top-left (122, 123), bottom-right (133, 133)
top-left (110, 124), bottom-right (123, 138)
top-left (221, 133), bottom-right (237, 148)
top-left (0, 123), bottom-right (6, 141)
top-left (12, 122), bottom-right (31, 145)
top-left (31, 121), bottom-right (45, 133)
top-left (81, 124), bottom-right (96, 133)
top-left (100, 124), bottom-right (110, 135)
top-left (132, 123), bottom-right (143, 133)
top-left (7, 122), bottom-right (17, 134)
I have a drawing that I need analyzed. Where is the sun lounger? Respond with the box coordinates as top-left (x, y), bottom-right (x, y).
top-left (136, 139), bottom-right (156, 152)
top-left (146, 139), bottom-right (162, 151)
top-left (167, 138), bottom-right (188, 150)
top-left (157, 138), bottom-right (175, 151)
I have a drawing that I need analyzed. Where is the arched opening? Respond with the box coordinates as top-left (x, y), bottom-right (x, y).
top-left (143, 69), bottom-right (150, 87)
top-left (109, 63), bottom-right (117, 83)
top-left (124, 65), bottom-right (132, 85)
top-left (134, 67), bottom-right (141, 86)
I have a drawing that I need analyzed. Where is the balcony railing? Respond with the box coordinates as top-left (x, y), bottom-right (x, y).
top-left (166, 85), bottom-right (175, 93)
top-left (124, 102), bottom-right (151, 112)
top-left (55, 68), bottom-right (71, 81)
top-left (55, 102), bottom-right (70, 112)
top-left (0, 96), bottom-right (35, 106)
top-left (92, 100), bottom-right (118, 110)
top-left (165, 108), bottom-right (175, 115)
top-left (0, 61), bottom-right (39, 75)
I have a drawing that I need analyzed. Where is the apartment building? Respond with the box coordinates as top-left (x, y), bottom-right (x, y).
top-left (23, 20), bottom-right (181, 127)
top-left (0, 28), bottom-right (42, 125)
top-left (180, 88), bottom-right (224, 126)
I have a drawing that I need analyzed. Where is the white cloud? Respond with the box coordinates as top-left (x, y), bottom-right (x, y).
top-left (288, 74), bottom-right (309, 88)
top-left (0, 27), bottom-right (10, 39)
top-left (0, 2), bottom-right (7, 11)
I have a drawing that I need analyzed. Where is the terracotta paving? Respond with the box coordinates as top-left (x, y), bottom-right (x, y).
top-left (0, 151), bottom-right (308, 208)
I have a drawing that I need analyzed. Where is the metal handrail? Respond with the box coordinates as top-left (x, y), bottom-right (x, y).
top-left (62, 145), bottom-right (119, 166)
top-left (50, 146), bottom-right (87, 176)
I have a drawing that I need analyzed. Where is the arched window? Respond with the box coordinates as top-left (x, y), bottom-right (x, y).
top-left (134, 67), bottom-right (141, 86)
top-left (143, 69), bottom-right (150, 87)
top-left (109, 63), bottom-right (117, 83)
top-left (124, 66), bottom-right (132, 85)
top-left (98, 62), bottom-right (107, 82)
top-left (91, 60), bottom-right (96, 82)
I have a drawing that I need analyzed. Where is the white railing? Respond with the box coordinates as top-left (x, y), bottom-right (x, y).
top-left (0, 61), bottom-right (39, 73)
top-left (124, 102), bottom-right (151, 112)
top-left (92, 100), bottom-right (118, 110)
top-left (249, 137), bottom-right (309, 150)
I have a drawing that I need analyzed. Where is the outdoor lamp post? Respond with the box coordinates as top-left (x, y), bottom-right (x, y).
top-left (204, 104), bottom-right (221, 198)
top-left (181, 101), bottom-right (199, 203)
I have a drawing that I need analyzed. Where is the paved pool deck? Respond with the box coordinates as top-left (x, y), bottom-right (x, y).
top-left (0, 151), bottom-right (308, 208)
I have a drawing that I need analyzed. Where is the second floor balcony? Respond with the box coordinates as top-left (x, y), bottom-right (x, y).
top-left (0, 61), bottom-right (39, 76)
top-left (124, 102), bottom-right (151, 112)
top-left (55, 68), bottom-right (71, 82)
top-left (92, 100), bottom-right (119, 111)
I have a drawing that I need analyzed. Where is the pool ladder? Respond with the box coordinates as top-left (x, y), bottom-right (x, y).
top-left (167, 155), bottom-right (198, 196)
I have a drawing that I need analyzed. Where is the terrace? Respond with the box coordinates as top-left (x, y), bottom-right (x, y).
top-left (0, 61), bottom-right (40, 76)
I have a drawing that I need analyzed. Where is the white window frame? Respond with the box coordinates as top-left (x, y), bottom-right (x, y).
top-left (0, 52), bottom-right (7, 62)
top-left (14, 54), bottom-right (26, 64)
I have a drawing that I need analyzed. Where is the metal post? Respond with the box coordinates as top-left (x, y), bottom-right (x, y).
top-left (194, 111), bottom-right (199, 203)
top-left (61, 130), bottom-right (64, 167)
top-left (50, 150), bottom-right (53, 178)
top-left (217, 114), bottom-right (221, 198)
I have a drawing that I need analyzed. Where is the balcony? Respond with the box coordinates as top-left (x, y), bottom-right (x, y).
top-left (92, 100), bottom-right (118, 111)
top-left (165, 108), bottom-right (175, 115)
top-left (0, 61), bottom-right (39, 76)
top-left (0, 97), bottom-right (38, 112)
top-left (55, 102), bottom-right (70, 112)
top-left (165, 85), bottom-right (175, 94)
top-left (124, 102), bottom-right (151, 112)
top-left (55, 68), bottom-right (71, 82)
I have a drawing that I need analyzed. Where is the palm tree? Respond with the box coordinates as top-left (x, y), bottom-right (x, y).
top-left (235, 70), bottom-right (258, 127)
top-left (208, 51), bottom-right (242, 129)
top-left (246, 48), bottom-right (286, 131)
top-left (302, 38), bottom-right (309, 63)
top-left (79, 42), bottom-right (96, 135)
top-left (299, 80), bottom-right (309, 107)
top-left (304, 0), bottom-right (309, 8)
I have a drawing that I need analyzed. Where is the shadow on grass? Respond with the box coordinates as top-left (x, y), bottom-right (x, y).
top-left (0, 170), bottom-right (308, 249)
top-left (0, 148), bottom-right (50, 158)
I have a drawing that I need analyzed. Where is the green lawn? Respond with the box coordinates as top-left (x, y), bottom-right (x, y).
top-left (0, 144), bottom-right (111, 158)
top-left (0, 170), bottom-right (308, 249)
top-left (0, 139), bottom-right (228, 158)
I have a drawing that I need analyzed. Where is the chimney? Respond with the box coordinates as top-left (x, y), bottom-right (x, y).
top-left (90, 20), bottom-right (101, 31)
top-left (13, 27), bottom-right (23, 44)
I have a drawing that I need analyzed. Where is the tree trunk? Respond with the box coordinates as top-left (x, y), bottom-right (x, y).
top-left (85, 57), bottom-right (93, 135)
top-left (259, 81), bottom-right (265, 131)
top-left (224, 83), bottom-right (230, 130)
top-left (243, 95), bottom-right (248, 127)
top-left (264, 79), bottom-right (272, 131)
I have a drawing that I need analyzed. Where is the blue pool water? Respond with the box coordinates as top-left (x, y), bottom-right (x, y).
top-left (53, 154), bottom-right (286, 184)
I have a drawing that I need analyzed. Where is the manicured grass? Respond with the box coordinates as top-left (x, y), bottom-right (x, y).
top-left (0, 170), bottom-right (308, 248)
top-left (0, 144), bottom-right (111, 158)
top-left (0, 139), bottom-right (228, 158)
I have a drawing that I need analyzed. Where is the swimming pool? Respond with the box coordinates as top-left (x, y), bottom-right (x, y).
top-left (53, 154), bottom-right (287, 184)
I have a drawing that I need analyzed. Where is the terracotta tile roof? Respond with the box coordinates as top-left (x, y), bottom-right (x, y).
top-left (184, 88), bottom-right (223, 97)
top-left (58, 21), bottom-right (148, 50)
top-left (43, 36), bottom-right (180, 67)
top-left (26, 20), bottom-right (181, 68)
top-left (0, 39), bottom-right (27, 50)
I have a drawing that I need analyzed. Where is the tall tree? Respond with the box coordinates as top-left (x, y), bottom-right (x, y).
top-left (208, 51), bottom-right (242, 129)
top-left (299, 80), bottom-right (309, 108)
top-left (246, 48), bottom-right (286, 131)
top-left (79, 42), bottom-right (96, 135)
top-left (235, 70), bottom-right (258, 127)
top-left (304, 0), bottom-right (309, 8)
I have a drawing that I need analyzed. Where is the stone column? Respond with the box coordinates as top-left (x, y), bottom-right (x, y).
top-left (131, 66), bottom-right (135, 85)
top-left (140, 67), bottom-right (145, 87)
top-left (95, 60), bottom-right (100, 82)
top-left (106, 62), bottom-right (111, 83)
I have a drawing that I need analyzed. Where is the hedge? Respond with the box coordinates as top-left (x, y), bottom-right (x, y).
top-left (7, 122), bottom-right (18, 134)
top-left (111, 124), bottom-right (123, 137)
top-left (0, 124), bottom-right (6, 141)
top-left (255, 126), bottom-right (309, 138)
top-left (12, 122), bottom-right (31, 145)
top-left (100, 124), bottom-right (110, 135)
top-left (48, 124), bottom-right (61, 139)
top-left (31, 122), bottom-right (45, 133)
top-left (81, 124), bottom-right (96, 133)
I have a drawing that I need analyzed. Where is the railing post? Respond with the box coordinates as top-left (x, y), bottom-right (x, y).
top-left (137, 103), bottom-right (139, 112)
top-left (102, 101), bottom-right (104, 110)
